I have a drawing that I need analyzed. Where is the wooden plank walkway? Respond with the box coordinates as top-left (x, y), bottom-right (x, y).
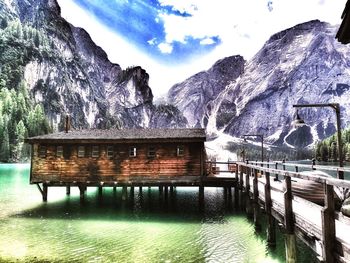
top-left (235, 161), bottom-right (350, 263)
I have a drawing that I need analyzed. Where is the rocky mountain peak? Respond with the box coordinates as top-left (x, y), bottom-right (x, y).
top-left (167, 55), bottom-right (245, 128)
top-left (168, 20), bottom-right (350, 148)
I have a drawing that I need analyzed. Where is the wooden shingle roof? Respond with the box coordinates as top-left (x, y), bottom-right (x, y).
top-left (26, 128), bottom-right (206, 143)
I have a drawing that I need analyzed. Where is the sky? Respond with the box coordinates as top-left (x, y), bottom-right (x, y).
top-left (57, 0), bottom-right (346, 98)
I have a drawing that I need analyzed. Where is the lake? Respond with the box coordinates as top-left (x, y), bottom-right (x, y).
top-left (0, 164), bottom-right (316, 262)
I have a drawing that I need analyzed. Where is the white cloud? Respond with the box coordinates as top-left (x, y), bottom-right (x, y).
top-left (57, 0), bottom-right (345, 98)
top-left (158, 0), bottom-right (198, 15)
top-left (158, 42), bottom-right (173, 53)
top-left (158, 0), bottom-right (344, 59)
top-left (147, 38), bottom-right (157, 45)
top-left (200, 37), bottom-right (215, 45)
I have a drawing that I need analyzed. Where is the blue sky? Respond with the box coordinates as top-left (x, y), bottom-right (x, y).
top-left (58, 0), bottom-right (345, 97)
top-left (70, 0), bottom-right (220, 64)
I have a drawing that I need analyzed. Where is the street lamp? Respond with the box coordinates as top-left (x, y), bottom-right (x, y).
top-left (292, 110), bottom-right (305, 127)
top-left (243, 134), bottom-right (264, 162)
top-left (292, 103), bottom-right (344, 179)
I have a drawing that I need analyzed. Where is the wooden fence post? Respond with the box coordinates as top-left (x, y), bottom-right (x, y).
top-left (265, 170), bottom-right (276, 247)
top-left (284, 175), bottom-right (297, 263)
top-left (253, 168), bottom-right (261, 231)
top-left (321, 183), bottom-right (335, 263)
top-left (246, 168), bottom-right (253, 219)
top-left (274, 162), bottom-right (279, 181)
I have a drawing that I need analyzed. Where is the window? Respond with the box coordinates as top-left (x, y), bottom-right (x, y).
top-left (92, 146), bottom-right (99, 158)
top-left (63, 146), bottom-right (71, 159)
top-left (148, 146), bottom-right (156, 158)
top-left (56, 146), bottom-right (63, 157)
top-left (39, 145), bottom-right (47, 158)
top-left (129, 146), bottom-right (137, 157)
top-left (177, 145), bottom-right (185, 156)
top-left (78, 146), bottom-right (85, 158)
top-left (107, 146), bottom-right (114, 158)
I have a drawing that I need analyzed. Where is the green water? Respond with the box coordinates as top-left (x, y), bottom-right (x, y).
top-left (0, 164), bottom-right (315, 263)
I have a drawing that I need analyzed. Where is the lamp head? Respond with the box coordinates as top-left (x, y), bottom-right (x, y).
top-left (292, 110), bottom-right (305, 128)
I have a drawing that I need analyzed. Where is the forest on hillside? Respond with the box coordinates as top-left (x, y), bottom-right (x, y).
top-left (0, 18), bottom-right (51, 162)
top-left (315, 129), bottom-right (350, 162)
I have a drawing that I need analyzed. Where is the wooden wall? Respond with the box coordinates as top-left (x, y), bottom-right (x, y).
top-left (31, 142), bottom-right (205, 183)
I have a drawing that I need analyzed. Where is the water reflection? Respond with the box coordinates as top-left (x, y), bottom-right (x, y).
top-left (0, 164), bottom-right (316, 262)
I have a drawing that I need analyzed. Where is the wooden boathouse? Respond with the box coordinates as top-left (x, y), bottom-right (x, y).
top-left (26, 128), bottom-right (237, 201)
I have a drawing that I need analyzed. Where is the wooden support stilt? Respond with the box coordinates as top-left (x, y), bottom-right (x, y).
top-left (239, 166), bottom-right (245, 210)
top-left (223, 187), bottom-right (228, 201)
top-left (285, 234), bottom-right (297, 263)
top-left (169, 185), bottom-right (175, 200)
top-left (227, 187), bottom-right (232, 205)
top-left (98, 186), bottom-right (103, 197)
top-left (284, 176), bottom-right (297, 263)
top-left (43, 183), bottom-right (48, 202)
top-left (164, 186), bottom-right (168, 201)
top-left (265, 171), bottom-right (276, 247)
top-left (129, 186), bottom-right (134, 202)
top-left (66, 186), bottom-right (71, 196)
top-left (159, 186), bottom-right (163, 195)
top-left (122, 186), bottom-right (127, 201)
top-left (113, 186), bottom-right (116, 193)
top-left (139, 186), bottom-right (142, 193)
top-left (321, 183), bottom-right (335, 263)
top-left (253, 169), bottom-right (261, 231)
top-left (199, 186), bottom-right (204, 209)
top-left (284, 176), bottom-right (294, 233)
top-left (234, 167), bottom-right (239, 209)
top-left (234, 186), bottom-right (239, 209)
top-left (268, 217), bottom-right (277, 247)
top-left (78, 185), bottom-right (86, 202)
top-left (246, 168), bottom-right (253, 219)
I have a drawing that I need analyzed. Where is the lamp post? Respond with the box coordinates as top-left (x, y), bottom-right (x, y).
top-left (243, 134), bottom-right (264, 163)
top-left (292, 103), bottom-right (344, 179)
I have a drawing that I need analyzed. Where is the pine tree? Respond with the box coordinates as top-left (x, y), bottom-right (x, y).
top-left (13, 120), bottom-right (27, 161)
top-left (0, 127), bottom-right (10, 162)
top-left (0, 18), bottom-right (8, 29)
top-left (34, 30), bottom-right (40, 47)
top-left (320, 143), bottom-right (329, 161)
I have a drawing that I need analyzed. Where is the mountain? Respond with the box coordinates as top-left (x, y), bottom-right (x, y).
top-left (169, 20), bottom-right (350, 148)
top-left (0, 0), bottom-right (186, 162)
top-left (168, 55), bottom-right (245, 132)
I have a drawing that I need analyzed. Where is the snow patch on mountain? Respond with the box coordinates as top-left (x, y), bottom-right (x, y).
top-left (205, 132), bottom-right (238, 161)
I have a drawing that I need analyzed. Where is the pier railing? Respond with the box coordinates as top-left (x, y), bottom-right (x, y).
top-left (246, 160), bottom-right (350, 179)
top-left (235, 161), bottom-right (350, 263)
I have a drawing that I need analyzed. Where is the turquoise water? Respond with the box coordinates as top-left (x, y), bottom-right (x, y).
top-left (0, 164), bottom-right (315, 262)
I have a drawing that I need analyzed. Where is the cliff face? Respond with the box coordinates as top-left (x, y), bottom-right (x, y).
top-left (168, 55), bottom-right (245, 130)
top-left (223, 20), bottom-right (350, 147)
top-left (0, 0), bottom-right (186, 132)
top-left (169, 20), bottom-right (350, 148)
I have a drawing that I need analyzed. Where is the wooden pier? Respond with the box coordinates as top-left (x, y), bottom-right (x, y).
top-left (235, 161), bottom-right (350, 263)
